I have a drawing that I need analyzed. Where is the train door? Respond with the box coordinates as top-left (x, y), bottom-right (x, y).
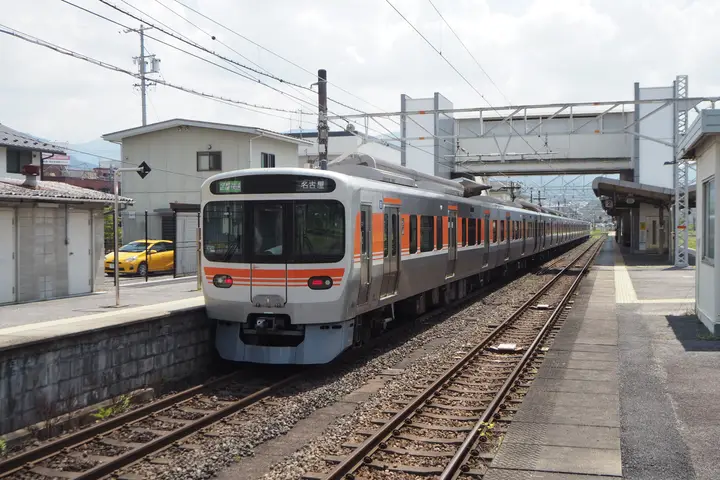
top-left (249, 202), bottom-right (288, 307)
top-left (380, 206), bottom-right (400, 298)
top-left (482, 214), bottom-right (490, 266)
top-left (446, 210), bottom-right (457, 278)
top-left (357, 204), bottom-right (372, 305)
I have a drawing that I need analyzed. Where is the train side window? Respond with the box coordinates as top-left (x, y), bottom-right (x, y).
top-left (436, 215), bottom-right (444, 249)
top-left (461, 218), bottom-right (467, 246)
top-left (420, 215), bottom-right (434, 252)
top-left (492, 220), bottom-right (497, 243)
top-left (360, 210), bottom-right (367, 254)
top-left (383, 213), bottom-right (388, 257)
top-left (468, 218), bottom-right (477, 246)
top-left (500, 220), bottom-right (505, 242)
top-left (410, 215), bottom-right (418, 254)
top-left (391, 213), bottom-right (398, 256)
top-left (479, 219), bottom-right (484, 243)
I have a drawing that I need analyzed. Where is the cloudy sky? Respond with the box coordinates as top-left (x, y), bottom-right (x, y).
top-left (1, 0), bottom-right (719, 145)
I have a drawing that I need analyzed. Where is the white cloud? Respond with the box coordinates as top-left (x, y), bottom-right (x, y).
top-left (0, 0), bottom-right (719, 143)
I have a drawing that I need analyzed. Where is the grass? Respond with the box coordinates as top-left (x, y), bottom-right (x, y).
top-left (688, 234), bottom-right (697, 250)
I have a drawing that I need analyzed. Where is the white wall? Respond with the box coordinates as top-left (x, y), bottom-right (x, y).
top-left (638, 86), bottom-right (674, 189)
top-left (118, 127), bottom-right (302, 241)
top-left (0, 147), bottom-right (43, 180)
top-left (458, 112), bottom-right (633, 164)
top-left (695, 139), bottom-right (718, 334)
top-left (404, 97), bottom-right (436, 176)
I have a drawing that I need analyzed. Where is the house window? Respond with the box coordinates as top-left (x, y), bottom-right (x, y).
top-left (6, 149), bottom-right (32, 173)
top-left (703, 177), bottom-right (715, 262)
top-left (261, 152), bottom-right (276, 168)
top-left (197, 151), bottom-right (222, 171)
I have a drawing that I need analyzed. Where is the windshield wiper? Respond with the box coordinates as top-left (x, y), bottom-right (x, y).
top-left (221, 236), bottom-right (242, 262)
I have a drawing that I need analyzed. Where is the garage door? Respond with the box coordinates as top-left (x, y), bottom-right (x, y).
top-left (0, 209), bottom-right (16, 304)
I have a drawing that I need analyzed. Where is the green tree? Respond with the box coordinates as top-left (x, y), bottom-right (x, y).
top-left (104, 206), bottom-right (122, 253)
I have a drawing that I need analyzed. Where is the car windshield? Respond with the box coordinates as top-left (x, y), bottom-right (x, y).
top-left (119, 242), bottom-right (150, 252)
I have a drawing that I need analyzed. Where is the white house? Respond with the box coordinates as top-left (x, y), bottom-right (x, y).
top-left (678, 109), bottom-right (720, 335)
top-left (102, 119), bottom-right (313, 243)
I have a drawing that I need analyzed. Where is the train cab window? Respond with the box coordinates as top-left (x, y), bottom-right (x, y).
top-left (410, 215), bottom-right (418, 254)
top-left (436, 215), bottom-right (444, 249)
top-left (461, 218), bottom-right (467, 246)
top-left (420, 215), bottom-right (434, 252)
top-left (293, 201), bottom-right (344, 262)
top-left (203, 201), bottom-right (244, 262)
top-left (468, 218), bottom-right (477, 246)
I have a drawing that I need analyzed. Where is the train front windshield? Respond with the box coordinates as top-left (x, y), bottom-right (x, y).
top-left (203, 200), bottom-right (345, 264)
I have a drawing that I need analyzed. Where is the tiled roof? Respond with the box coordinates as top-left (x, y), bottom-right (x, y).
top-left (0, 177), bottom-right (133, 204)
top-left (0, 124), bottom-right (66, 154)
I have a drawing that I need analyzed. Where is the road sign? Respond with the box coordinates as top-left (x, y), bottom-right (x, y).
top-left (137, 161), bottom-right (151, 179)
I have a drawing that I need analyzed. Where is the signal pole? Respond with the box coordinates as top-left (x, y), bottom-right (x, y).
top-left (125, 25), bottom-right (160, 126)
top-left (317, 69), bottom-right (328, 170)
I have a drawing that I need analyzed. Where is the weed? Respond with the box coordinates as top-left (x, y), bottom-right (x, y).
top-left (92, 394), bottom-right (131, 421)
top-left (0, 438), bottom-right (6, 457)
top-left (696, 332), bottom-right (720, 341)
top-left (478, 421), bottom-right (496, 440)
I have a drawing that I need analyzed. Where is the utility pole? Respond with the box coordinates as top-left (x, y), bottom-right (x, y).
top-left (125, 25), bottom-right (160, 126)
top-left (506, 181), bottom-right (521, 201)
top-left (317, 69), bottom-right (328, 170)
top-left (536, 190), bottom-right (546, 207)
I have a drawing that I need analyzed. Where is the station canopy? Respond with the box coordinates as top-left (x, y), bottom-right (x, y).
top-left (592, 177), bottom-right (696, 216)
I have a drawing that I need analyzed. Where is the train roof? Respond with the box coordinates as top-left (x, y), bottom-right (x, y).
top-left (202, 154), bottom-right (589, 223)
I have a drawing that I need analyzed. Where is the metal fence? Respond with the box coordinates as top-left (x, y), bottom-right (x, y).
top-left (173, 211), bottom-right (200, 278)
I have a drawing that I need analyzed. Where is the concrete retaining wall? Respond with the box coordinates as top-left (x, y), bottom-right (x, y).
top-left (0, 308), bottom-right (214, 436)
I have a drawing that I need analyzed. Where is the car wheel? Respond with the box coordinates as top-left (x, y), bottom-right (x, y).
top-left (137, 262), bottom-right (148, 277)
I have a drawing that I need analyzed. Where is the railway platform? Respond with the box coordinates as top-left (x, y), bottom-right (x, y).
top-left (485, 237), bottom-right (719, 480)
top-left (0, 276), bottom-right (202, 349)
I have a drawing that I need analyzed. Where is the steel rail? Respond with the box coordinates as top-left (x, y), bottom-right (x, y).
top-left (73, 370), bottom-right (309, 480)
top-left (322, 237), bottom-right (603, 479)
top-left (439, 236), bottom-right (604, 479)
top-left (0, 368), bottom-right (251, 476)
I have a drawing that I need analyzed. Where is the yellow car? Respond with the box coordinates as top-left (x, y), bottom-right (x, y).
top-left (104, 240), bottom-right (175, 276)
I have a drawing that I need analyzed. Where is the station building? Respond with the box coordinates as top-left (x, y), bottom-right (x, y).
top-left (677, 109), bottom-right (720, 334)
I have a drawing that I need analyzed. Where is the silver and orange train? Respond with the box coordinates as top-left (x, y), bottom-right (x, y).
top-left (200, 153), bottom-right (590, 364)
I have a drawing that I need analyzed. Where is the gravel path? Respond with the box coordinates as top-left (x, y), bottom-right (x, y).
top-left (126, 244), bottom-right (588, 480)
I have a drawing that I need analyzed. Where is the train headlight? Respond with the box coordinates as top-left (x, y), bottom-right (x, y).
top-left (308, 276), bottom-right (333, 290)
top-left (213, 274), bottom-right (233, 288)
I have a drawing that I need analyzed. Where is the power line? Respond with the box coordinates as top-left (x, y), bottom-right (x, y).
top-left (385, 0), bottom-right (556, 171)
top-left (426, 0), bottom-right (512, 106)
top-left (0, 24), bottom-right (303, 118)
top-left (96, 0), bottom-right (317, 94)
top-left (0, 129), bottom-right (209, 181)
top-left (166, 0), bottom-right (401, 123)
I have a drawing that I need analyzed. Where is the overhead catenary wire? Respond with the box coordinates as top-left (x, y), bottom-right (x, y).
top-left (167, 0), bottom-right (402, 124)
top-left (385, 0), bottom-right (557, 174)
top-left (426, 0), bottom-right (512, 106)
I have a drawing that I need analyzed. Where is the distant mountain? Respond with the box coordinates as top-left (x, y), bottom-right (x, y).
top-left (67, 139), bottom-right (120, 168)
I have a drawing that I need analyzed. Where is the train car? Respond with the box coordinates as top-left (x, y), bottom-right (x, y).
top-left (200, 153), bottom-right (590, 365)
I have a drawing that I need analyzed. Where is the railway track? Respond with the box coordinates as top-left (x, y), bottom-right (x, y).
top-left (305, 236), bottom-right (605, 480)
top-left (0, 239), bottom-right (599, 480)
top-left (0, 367), bottom-right (306, 480)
